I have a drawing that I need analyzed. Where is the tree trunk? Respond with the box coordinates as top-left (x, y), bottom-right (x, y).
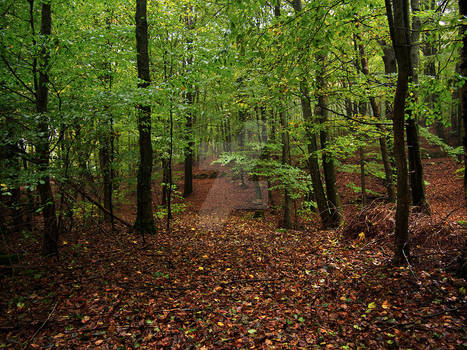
top-left (183, 9), bottom-right (195, 197)
top-left (99, 13), bottom-right (115, 226)
top-left (291, 0), bottom-right (334, 228)
top-left (385, 0), bottom-right (411, 264)
top-left (358, 102), bottom-right (368, 207)
top-left (279, 109), bottom-right (292, 229)
top-left (274, 0), bottom-right (291, 228)
top-left (36, 2), bottom-right (59, 256)
top-left (300, 82), bottom-right (333, 228)
top-left (358, 40), bottom-right (396, 202)
top-left (316, 59), bottom-right (342, 225)
top-left (407, 0), bottom-right (429, 213)
top-left (134, 0), bottom-right (155, 234)
top-left (183, 108), bottom-right (194, 196)
top-left (460, 0), bottom-right (467, 202)
top-left (161, 157), bottom-right (170, 205)
top-left (100, 118), bottom-right (113, 224)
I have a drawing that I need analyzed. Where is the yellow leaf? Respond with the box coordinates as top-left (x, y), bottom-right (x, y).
top-left (368, 302), bottom-right (376, 309)
top-left (217, 321), bottom-right (224, 326)
top-left (382, 300), bottom-right (391, 309)
top-left (198, 266), bottom-right (204, 271)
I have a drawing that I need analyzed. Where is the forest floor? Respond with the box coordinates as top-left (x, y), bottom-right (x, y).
top-left (1, 144), bottom-right (466, 349)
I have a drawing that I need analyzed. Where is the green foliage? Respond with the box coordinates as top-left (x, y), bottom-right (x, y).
top-left (0, 0), bottom-right (462, 228)
top-left (419, 127), bottom-right (463, 159)
top-left (346, 182), bottom-right (383, 198)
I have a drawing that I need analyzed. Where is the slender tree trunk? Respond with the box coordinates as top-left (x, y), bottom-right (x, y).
top-left (421, 0), bottom-right (436, 129)
top-left (422, 0), bottom-right (444, 137)
top-left (161, 157), bottom-right (170, 205)
top-left (316, 58), bottom-right (342, 224)
top-left (167, 107), bottom-right (174, 228)
top-left (100, 115), bottom-right (113, 224)
top-left (358, 39), bottom-right (396, 202)
top-left (134, 0), bottom-right (155, 234)
top-left (381, 41), bottom-right (398, 129)
top-left (36, 2), bottom-right (58, 256)
top-left (99, 12), bottom-right (114, 226)
top-left (292, 0), bottom-right (334, 228)
top-left (274, 1), bottom-right (292, 228)
top-left (252, 113), bottom-right (263, 203)
top-left (183, 108), bottom-right (194, 196)
top-left (358, 102), bottom-right (368, 206)
top-left (183, 9), bottom-right (194, 197)
top-left (280, 108), bottom-right (292, 229)
top-left (407, 0), bottom-right (429, 212)
top-left (268, 109), bottom-right (276, 208)
top-left (385, 0), bottom-right (411, 264)
top-left (253, 106), bottom-right (268, 207)
top-left (460, 0), bottom-right (467, 202)
top-left (300, 82), bottom-right (333, 228)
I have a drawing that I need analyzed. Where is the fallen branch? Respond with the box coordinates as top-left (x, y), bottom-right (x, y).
top-left (24, 301), bottom-right (59, 349)
top-left (381, 305), bottom-right (466, 331)
top-left (441, 207), bottom-right (464, 222)
top-left (220, 278), bottom-right (279, 286)
top-left (63, 183), bottom-right (132, 229)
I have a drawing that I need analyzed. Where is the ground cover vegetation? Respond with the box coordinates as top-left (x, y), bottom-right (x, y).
top-left (1, 0), bottom-right (466, 348)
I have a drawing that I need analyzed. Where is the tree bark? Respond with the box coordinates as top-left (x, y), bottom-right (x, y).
top-left (183, 8), bottom-right (195, 197)
top-left (161, 157), bottom-right (170, 205)
top-left (100, 14), bottom-right (115, 226)
top-left (274, 0), bottom-right (292, 228)
top-left (183, 97), bottom-right (194, 197)
top-left (279, 108), bottom-right (292, 228)
top-left (316, 59), bottom-right (342, 224)
top-left (36, 2), bottom-right (59, 256)
top-left (134, 0), bottom-right (155, 234)
top-left (407, 0), bottom-right (429, 213)
top-left (358, 40), bottom-right (396, 202)
top-left (385, 0), bottom-right (411, 264)
top-left (291, 0), bottom-right (335, 228)
top-left (100, 114), bottom-right (113, 224)
top-left (300, 81), bottom-right (333, 228)
top-left (358, 101), bottom-right (368, 207)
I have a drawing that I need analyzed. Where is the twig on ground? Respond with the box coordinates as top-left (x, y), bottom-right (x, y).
top-left (24, 300), bottom-right (59, 349)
